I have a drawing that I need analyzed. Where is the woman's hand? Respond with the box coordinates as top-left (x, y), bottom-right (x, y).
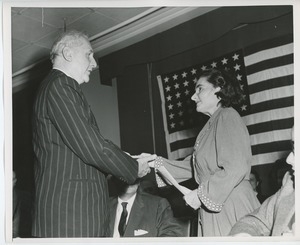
top-left (183, 189), bottom-right (201, 210)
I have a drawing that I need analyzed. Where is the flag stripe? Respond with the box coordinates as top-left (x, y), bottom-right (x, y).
top-left (170, 137), bottom-right (196, 152)
top-left (251, 140), bottom-right (291, 155)
top-left (243, 106), bottom-right (294, 125)
top-left (250, 85), bottom-right (293, 105)
top-left (169, 127), bottom-right (202, 144)
top-left (169, 148), bottom-right (194, 160)
top-left (247, 118), bottom-right (294, 135)
top-left (245, 52), bottom-right (293, 74)
top-left (248, 75), bottom-right (293, 94)
top-left (250, 128), bottom-right (293, 146)
top-left (246, 64), bottom-right (293, 86)
top-left (252, 151), bottom-right (289, 166)
top-left (250, 96), bottom-right (293, 114)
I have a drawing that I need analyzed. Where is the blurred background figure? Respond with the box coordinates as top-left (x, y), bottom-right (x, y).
top-left (249, 169), bottom-right (267, 203)
top-left (108, 177), bottom-right (183, 237)
top-left (230, 126), bottom-right (295, 236)
top-left (13, 171), bottom-right (20, 238)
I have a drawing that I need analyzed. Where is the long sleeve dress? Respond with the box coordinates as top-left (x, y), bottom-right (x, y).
top-left (158, 107), bottom-right (260, 236)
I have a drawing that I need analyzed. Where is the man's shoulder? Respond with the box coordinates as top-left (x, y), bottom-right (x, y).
top-left (138, 191), bottom-right (169, 204)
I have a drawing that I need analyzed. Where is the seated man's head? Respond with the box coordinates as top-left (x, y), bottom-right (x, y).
top-left (249, 169), bottom-right (260, 192)
top-left (286, 126), bottom-right (295, 172)
top-left (112, 177), bottom-right (141, 199)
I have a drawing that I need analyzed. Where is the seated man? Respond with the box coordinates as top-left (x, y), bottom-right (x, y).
top-left (230, 127), bottom-right (295, 236)
top-left (108, 177), bottom-right (183, 237)
top-left (249, 169), bottom-right (267, 203)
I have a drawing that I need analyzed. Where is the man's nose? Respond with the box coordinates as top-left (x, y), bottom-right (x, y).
top-left (90, 57), bottom-right (97, 70)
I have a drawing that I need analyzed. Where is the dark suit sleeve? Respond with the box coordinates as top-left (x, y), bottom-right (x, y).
top-left (156, 198), bottom-right (183, 237)
top-left (47, 75), bottom-right (138, 183)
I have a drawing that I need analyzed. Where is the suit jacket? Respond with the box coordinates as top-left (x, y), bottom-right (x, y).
top-left (109, 189), bottom-right (183, 237)
top-left (32, 69), bottom-right (138, 237)
top-left (230, 171), bottom-right (295, 236)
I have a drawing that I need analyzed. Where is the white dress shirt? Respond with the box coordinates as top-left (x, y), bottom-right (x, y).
top-left (113, 194), bottom-right (137, 237)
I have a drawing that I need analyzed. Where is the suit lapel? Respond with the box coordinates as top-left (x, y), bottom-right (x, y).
top-left (124, 192), bottom-right (145, 237)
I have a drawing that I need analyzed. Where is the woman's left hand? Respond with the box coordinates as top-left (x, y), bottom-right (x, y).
top-left (183, 189), bottom-right (201, 210)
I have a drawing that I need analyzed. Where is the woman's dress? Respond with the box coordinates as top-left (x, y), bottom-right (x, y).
top-left (159, 107), bottom-right (260, 236)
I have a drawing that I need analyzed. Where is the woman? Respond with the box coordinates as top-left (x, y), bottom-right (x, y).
top-left (152, 68), bottom-right (260, 236)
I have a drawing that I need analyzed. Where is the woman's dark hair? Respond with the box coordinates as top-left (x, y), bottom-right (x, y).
top-left (199, 68), bottom-right (244, 107)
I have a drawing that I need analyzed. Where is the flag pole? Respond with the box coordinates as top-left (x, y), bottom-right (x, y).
top-left (147, 63), bottom-right (156, 154)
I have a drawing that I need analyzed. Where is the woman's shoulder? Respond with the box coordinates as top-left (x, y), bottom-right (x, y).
top-left (218, 107), bottom-right (241, 119)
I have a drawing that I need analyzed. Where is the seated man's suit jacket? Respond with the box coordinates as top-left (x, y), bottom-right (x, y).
top-left (109, 189), bottom-right (183, 237)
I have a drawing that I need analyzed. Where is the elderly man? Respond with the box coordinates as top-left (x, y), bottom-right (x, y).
top-left (32, 30), bottom-right (154, 238)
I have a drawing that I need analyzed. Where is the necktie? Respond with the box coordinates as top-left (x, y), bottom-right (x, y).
top-left (118, 202), bottom-right (128, 237)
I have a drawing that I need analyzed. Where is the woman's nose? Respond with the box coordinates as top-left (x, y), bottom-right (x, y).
top-left (191, 93), bottom-right (197, 101)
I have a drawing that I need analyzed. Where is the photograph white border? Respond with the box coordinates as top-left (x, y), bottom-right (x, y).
top-left (2, 0), bottom-right (300, 244)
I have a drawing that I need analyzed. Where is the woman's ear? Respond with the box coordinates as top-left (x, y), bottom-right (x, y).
top-left (214, 86), bottom-right (221, 92)
top-left (62, 46), bottom-right (72, 62)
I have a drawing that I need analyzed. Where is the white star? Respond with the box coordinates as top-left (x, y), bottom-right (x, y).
top-left (232, 53), bottom-right (239, 61)
top-left (221, 58), bottom-right (228, 65)
top-left (175, 92), bottom-right (181, 98)
top-left (201, 65), bottom-right (207, 71)
top-left (170, 122), bottom-right (175, 128)
top-left (165, 86), bottom-right (171, 92)
top-left (178, 111), bottom-right (184, 116)
top-left (182, 72), bottom-right (187, 78)
top-left (211, 62), bottom-right (217, 68)
top-left (173, 74), bottom-right (178, 80)
top-left (183, 80), bottom-right (189, 87)
top-left (240, 84), bottom-right (244, 90)
top-left (234, 64), bottom-right (241, 71)
top-left (168, 104), bottom-right (174, 110)
top-left (177, 101), bottom-right (182, 107)
top-left (184, 89), bottom-right (190, 95)
top-left (191, 68), bottom-right (197, 74)
top-left (236, 74), bottom-right (242, 81)
top-left (174, 83), bottom-right (180, 89)
top-left (241, 105), bottom-right (247, 111)
top-left (164, 77), bottom-right (169, 83)
top-left (169, 113), bottom-right (175, 119)
top-left (166, 95), bottom-right (172, 101)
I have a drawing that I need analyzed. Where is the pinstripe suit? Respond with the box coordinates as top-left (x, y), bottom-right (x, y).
top-left (32, 69), bottom-right (138, 237)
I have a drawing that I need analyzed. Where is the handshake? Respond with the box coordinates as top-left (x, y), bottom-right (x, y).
top-left (130, 153), bottom-right (157, 178)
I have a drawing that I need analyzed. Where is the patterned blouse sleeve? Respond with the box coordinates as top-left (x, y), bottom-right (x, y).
top-left (197, 109), bottom-right (251, 212)
top-left (154, 155), bottom-right (193, 187)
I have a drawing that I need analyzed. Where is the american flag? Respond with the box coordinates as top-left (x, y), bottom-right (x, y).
top-left (157, 35), bottom-right (294, 165)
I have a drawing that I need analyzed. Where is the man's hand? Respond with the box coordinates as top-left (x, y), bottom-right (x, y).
top-left (183, 189), bottom-right (201, 210)
top-left (136, 154), bottom-right (157, 178)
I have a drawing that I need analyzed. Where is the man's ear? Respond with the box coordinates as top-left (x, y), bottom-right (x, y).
top-left (62, 46), bottom-right (72, 62)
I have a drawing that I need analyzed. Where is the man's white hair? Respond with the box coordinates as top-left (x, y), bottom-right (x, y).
top-left (50, 30), bottom-right (89, 64)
